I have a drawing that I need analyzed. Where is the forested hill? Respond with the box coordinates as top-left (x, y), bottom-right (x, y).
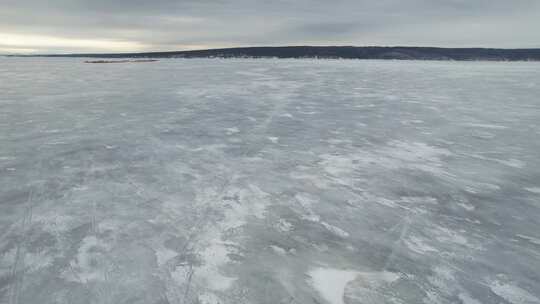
top-left (17, 46), bottom-right (540, 61)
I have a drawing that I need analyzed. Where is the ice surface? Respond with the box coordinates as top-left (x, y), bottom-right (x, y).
top-left (1, 58), bottom-right (540, 304)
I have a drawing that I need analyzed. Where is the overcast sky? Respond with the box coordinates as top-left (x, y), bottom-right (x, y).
top-left (1, 0), bottom-right (539, 54)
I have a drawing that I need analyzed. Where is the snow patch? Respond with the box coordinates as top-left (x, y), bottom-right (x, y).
top-left (525, 187), bottom-right (540, 194)
top-left (321, 222), bottom-right (350, 238)
top-left (225, 127), bottom-right (240, 135)
top-left (490, 281), bottom-right (540, 304)
top-left (458, 292), bottom-right (483, 304)
top-left (268, 136), bottom-right (279, 144)
top-left (270, 245), bottom-right (287, 255)
top-left (155, 247), bottom-right (178, 266)
top-left (516, 234), bottom-right (540, 246)
top-left (198, 292), bottom-right (223, 304)
top-left (308, 268), bottom-right (359, 304)
top-left (275, 218), bottom-right (293, 232)
top-left (405, 236), bottom-right (438, 254)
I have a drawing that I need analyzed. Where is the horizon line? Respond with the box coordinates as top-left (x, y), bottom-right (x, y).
top-left (4, 45), bottom-right (540, 57)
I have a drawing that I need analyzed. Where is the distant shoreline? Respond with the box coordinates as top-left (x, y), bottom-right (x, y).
top-left (6, 46), bottom-right (540, 62)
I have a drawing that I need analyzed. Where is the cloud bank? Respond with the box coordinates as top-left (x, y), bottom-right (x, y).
top-left (1, 0), bottom-right (539, 53)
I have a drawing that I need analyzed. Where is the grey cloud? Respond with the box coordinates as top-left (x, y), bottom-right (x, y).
top-left (0, 0), bottom-right (539, 53)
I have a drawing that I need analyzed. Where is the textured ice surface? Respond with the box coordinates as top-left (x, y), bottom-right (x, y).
top-left (1, 58), bottom-right (540, 304)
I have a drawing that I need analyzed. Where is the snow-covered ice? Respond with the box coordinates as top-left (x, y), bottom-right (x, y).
top-left (1, 58), bottom-right (540, 304)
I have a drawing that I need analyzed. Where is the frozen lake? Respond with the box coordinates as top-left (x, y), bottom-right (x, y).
top-left (1, 58), bottom-right (540, 304)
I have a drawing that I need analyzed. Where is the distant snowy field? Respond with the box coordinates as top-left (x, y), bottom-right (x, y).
top-left (1, 58), bottom-right (540, 304)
